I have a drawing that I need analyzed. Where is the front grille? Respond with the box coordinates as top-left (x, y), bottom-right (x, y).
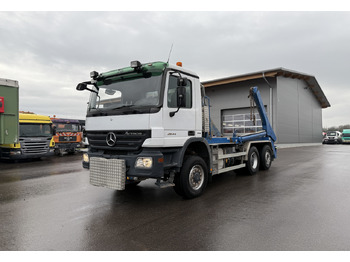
top-left (87, 130), bottom-right (151, 152)
top-left (20, 139), bottom-right (50, 154)
top-left (59, 136), bottom-right (77, 142)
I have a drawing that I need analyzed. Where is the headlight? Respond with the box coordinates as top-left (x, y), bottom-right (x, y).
top-left (9, 150), bottom-right (21, 155)
top-left (135, 157), bottom-right (153, 169)
top-left (83, 153), bottom-right (89, 163)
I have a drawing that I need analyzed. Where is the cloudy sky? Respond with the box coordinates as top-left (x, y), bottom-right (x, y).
top-left (1, 8), bottom-right (349, 128)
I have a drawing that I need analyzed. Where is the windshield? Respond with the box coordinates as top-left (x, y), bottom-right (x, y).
top-left (327, 132), bottom-right (336, 136)
top-left (89, 74), bottom-right (163, 111)
top-left (53, 123), bottom-right (80, 132)
top-left (343, 133), bottom-right (350, 137)
top-left (20, 123), bottom-right (52, 137)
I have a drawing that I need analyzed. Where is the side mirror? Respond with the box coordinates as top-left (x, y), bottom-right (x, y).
top-left (169, 76), bottom-right (188, 117)
top-left (177, 86), bottom-right (186, 108)
top-left (76, 82), bottom-right (99, 95)
top-left (76, 83), bottom-right (87, 91)
top-left (177, 77), bottom-right (188, 87)
top-left (52, 126), bottom-right (57, 136)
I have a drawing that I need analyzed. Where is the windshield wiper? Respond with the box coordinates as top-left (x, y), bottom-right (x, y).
top-left (109, 105), bottom-right (135, 110)
top-left (108, 104), bottom-right (147, 114)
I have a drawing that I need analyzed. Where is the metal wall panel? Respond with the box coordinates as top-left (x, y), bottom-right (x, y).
top-left (275, 77), bottom-right (299, 143)
top-left (277, 77), bottom-right (323, 143)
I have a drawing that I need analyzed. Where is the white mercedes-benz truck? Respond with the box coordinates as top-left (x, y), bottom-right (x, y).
top-left (76, 61), bottom-right (277, 199)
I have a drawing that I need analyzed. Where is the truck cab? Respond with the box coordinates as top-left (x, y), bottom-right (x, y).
top-left (77, 61), bottom-right (276, 198)
top-left (342, 129), bottom-right (350, 144)
top-left (0, 113), bottom-right (55, 159)
top-left (79, 61), bottom-right (202, 171)
top-left (51, 117), bottom-right (83, 156)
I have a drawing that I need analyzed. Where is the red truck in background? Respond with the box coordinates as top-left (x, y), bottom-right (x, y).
top-left (50, 117), bottom-right (83, 156)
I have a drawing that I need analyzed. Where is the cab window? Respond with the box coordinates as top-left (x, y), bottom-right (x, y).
top-left (167, 75), bottom-right (192, 108)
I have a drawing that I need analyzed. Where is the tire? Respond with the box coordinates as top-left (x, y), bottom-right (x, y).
top-left (173, 172), bottom-right (184, 196)
top-left (245, 146), bottom-right (260, 175)
top-left (178, 156), bottom-right (208, 199)
top-left (67, 149), bottom-right (76, 155)
top-left (54, 148), bottom-right (65, 156)
top-left (260, 145), bottom-right (272, 170)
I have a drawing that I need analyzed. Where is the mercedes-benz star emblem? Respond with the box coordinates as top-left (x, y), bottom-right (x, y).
top-left (106, 132), bottom-right (117, 147)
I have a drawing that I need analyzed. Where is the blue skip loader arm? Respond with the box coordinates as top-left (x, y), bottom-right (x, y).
top-left (249, 86), bottom-right (277, 158)
top-left (205, 86), bottom-right (277, 159)
top-left (250, 86), bottom-right (276, 142)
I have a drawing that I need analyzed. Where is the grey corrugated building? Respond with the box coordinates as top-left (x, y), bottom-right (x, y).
top-left (202, 68), bottom-right (330, 144)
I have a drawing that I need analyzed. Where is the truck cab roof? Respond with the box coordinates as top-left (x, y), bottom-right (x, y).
top-left (96, 61), bottom-right (199, 83)
top-left (19, 113), bottom-right (52, 124)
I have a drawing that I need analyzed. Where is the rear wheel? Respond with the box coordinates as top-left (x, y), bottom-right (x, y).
top-left (260, 145), bottom-right (272, 170)
top-left (178, 156), bottom-right (208, 199)
top-left (245, 146), bottom-right (260, 175)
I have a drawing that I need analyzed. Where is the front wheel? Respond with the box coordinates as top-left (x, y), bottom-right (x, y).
top-left (178, 156), bottom-right (208, 199)
top-left (67, 148), bottom-right (76, 155)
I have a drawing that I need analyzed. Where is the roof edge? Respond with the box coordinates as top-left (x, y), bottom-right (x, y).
top-left (201, 68), bottom-right (330, 109)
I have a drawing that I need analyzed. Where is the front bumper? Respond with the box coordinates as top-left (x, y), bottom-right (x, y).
top-left (323, 139), bottom-right (339, 144)
top-left (0, 148), bottom-right (54, 160)
top-left (55, 142), bottom-right (80, 149)
top-left (83, 149), bottom-right (165, 179)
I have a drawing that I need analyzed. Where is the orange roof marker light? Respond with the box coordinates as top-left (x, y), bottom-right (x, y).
top-left (176, 62), bottom-right (182, 67)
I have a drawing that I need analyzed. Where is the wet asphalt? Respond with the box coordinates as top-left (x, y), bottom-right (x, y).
top-left (1, 145), bottom-right (350, 251)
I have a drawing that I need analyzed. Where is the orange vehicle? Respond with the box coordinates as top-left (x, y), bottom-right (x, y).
top-left (50, 117), bottom-right (83, 155)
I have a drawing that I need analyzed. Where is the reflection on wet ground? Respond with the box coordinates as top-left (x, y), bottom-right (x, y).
top-left (1, 145), bottom-right (350, 250)
top-left (0, 152), bottom-right (84, 184)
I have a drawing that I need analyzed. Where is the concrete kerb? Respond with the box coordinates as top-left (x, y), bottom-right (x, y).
top-left (275, 143), bottom-right (322, 149)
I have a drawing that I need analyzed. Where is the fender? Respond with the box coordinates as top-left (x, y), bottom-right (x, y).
top-left (242, 140), bottom-right (275, 161)
top-left (174, 137), bottom-right (212, 171)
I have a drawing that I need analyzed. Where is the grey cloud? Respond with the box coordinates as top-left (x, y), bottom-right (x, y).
top-left (1, 11), bottom-right (349, 127)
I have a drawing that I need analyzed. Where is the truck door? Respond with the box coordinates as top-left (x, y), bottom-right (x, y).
top-left (162, 73), bottom-right (197, 147)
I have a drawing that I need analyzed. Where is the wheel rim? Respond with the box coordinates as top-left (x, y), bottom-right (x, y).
top-left (265, 150), bottom-right (271, 167)
top-left (251, 152), bottom-right (258, 169)
top-left (189, 164), bottom-right (204, 190)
